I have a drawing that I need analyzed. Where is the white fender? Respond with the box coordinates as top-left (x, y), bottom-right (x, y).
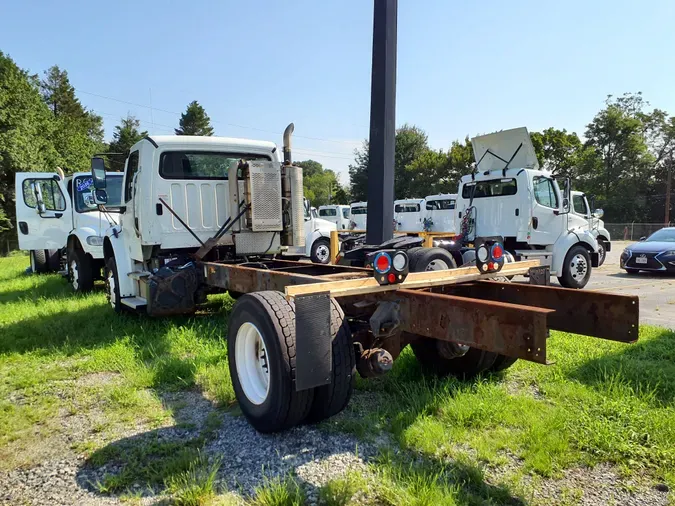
top-left (306, 229), bottom-right (330, 257)
top-left (551, 230), bottom-right (598, 276)
top-left (103, 225), bottom-right (136, 298)
top-left (595, 227), bottom-right (611, 243)
top-left (69, 226), bottom-right (105, 259)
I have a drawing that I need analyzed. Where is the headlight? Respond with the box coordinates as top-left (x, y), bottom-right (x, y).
top-left (622, 248), bottom-right (630, 256)
top-left (86, 236), bottom-right (104, 246)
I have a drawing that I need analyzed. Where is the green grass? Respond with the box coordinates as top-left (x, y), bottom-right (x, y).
top-left (2, 254), bottom-right (675, 505)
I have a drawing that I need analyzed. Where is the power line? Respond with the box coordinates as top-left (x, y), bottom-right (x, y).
top-left (76, 88), bottom-right (364, 146)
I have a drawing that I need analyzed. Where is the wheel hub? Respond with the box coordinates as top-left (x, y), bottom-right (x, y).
top-left (70, 259), bottom-right (79, 290)
top-left (570, 254), bottom-right (588, 280)
top-left (235, 322), bottom-right (271, 405)
top-left (316, 244), bottom-right (329, 262)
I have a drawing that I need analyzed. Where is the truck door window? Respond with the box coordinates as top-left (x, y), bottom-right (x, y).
top-left (533, 177), bottom-right (559, 209)
top-left (124, 151), bottom-right (140, 203)
top-left (320, 208), bottom-right (337, 217)
top-left (22, 178), bottom-right (66, 211)
top-left (572, 194), bottom-right (587, 215)
top-left (342, 208), bottom-right (350, 219)
top-left (75, 175), bottom-right (124, 212)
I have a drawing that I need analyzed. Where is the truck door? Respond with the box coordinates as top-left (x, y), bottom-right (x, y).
top-left (15, 173), bottom-right (71, 251)
top-left (529, 176), bottom-right (564, 245)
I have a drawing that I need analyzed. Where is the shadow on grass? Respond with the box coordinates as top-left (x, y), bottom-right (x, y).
top-left (0, 274), bottom-right (76, 304)
top-left (569, 326), bottom-right (675, 404)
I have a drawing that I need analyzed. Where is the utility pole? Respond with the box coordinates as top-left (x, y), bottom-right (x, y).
top-left (666, 154), bottom-right (672, 225)
top-left (365, 0), bottom-right (397, 245)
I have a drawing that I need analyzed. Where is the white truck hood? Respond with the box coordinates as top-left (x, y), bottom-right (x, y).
top-left (471, 127), bottom-right (539, 172)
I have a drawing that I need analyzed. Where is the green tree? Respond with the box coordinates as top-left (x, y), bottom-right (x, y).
top-left (530, 128), bottom-right (583, 177)
top-left (332, 185), bottom-right (350, 205)
top-left (0, 52), bottom-right (59, 235)
top-left (175, 100), bottom-right (214, 136)
top-left (296, 160), bottom-right (339, 207)
top-left (108, 115), bottom-right (148, 171)
top-left (349, 124), bottom-right (430, 201)
top-left (40, 65), bottom-right (104, 172)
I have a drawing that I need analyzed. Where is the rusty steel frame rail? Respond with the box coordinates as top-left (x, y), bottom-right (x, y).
top-left (441, 281), bottom-right (639, 343)
top-left (344, 289), bottom-right (552, 364)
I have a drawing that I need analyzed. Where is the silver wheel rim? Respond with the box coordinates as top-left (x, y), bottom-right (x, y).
top-left (235, 322), bottom-right (270, 405)
top-left (425, 259), bottom-right (450, 271)
top-left (107, 269), bottom-right (116, 308)
top-left (569, 253), bottom-right (588, 281)
top-left (315, 244), bottom-right (330, 263)
top-left (30, 252), bottom-right (36, 273)
top-left (598, 244), bottom-right (605, 263)
top-left (70, 259), bottom-right (79, 291)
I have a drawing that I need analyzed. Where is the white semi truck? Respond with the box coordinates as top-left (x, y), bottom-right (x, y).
top-left (456, 127), bottom-right (600, 289)
top-left (318, 205), bottom-right (351, 230)
top-left (15, 170), bottom-right (123, 291)
top-left (571, 190), bottom-right (610, 266)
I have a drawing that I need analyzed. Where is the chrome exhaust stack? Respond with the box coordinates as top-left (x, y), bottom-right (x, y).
top-left (281, 123), bottom-right (305, 250)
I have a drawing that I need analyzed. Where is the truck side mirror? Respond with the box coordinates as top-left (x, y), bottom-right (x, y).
top-left (31, 181), bottom-right (47, 215)
top-left (640, 236), bottom-right (646, 241)
top-left (593, 209), bottom-right (604, 218)
top-left (91, 157), bottom-right (107, 189)
top-left (562, 198), bottom-right (570, 211)
top-left (93, 189), bottom-right (109, 205)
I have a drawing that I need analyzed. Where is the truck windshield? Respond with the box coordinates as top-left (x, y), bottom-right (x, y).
top-left (351, 207), bottom-right (367, 215)
top-left (159, 151), bottom-right (271, 180)
top-left (320, 208), bottom-right (337, 217)
top-left (461, 178), bottom-right (517, 198)
top-left (395, 204), bottom-right (420, 213)
top-left (74, 175), bottom-right (124, 212)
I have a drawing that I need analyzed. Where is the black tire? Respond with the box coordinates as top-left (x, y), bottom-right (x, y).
top-left (557, 245), bottom-right (592, 289)
top-left (403, 247), bottom-right (425, 268)
top-left (228, 291), bottom-right (314, 433)
top-left (30, 250), bottom-right (49, 274)
top-left (409, 247), bottom-right (457, 272)
top-left (306, 298), bottom-right (355, 423)
top-left (410, 339), bottom-right (498, 379)
top-left (46, 249), bottom-right (61, 272)
top-left (597, 241), bottom-right (606, 267)
top-left (310, 238), bottom-right (331, 264)
top-left (69, 248), bottom-right (95, 293)
top-left (489, 354), bottom-right (518, 372)
top-left (105, 257), bottom-right (123, 313)
top-left (624, 268), bottom-right (640, 275)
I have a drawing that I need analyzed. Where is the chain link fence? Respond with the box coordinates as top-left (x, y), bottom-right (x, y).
top-left (605, 223), bottom-right (672, 241)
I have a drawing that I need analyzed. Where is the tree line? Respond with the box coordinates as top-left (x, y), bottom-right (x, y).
top-left (349, 93), bottom-right (675, 224)
top-left (0, 52), bottom-right (345, 243)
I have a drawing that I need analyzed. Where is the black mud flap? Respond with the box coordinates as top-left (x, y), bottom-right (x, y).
top-left (591, 252), bottom-right (600, 268)
top-left (294, 292), bottom-right (332, 391)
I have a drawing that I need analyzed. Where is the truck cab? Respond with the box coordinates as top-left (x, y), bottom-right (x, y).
top-left (457, 127), bottom-right (599, 288)
top-left (318, 204), bottom-right (350, 230)
top-left (300, 200), bottom-right (337, 264)
top-left (424, 193), bottom-right (457, 233)
top-left (349, 201), bottom-right (367, 230)
top-left (571, 190), bottom-right (611, 266)
top-left (15, 170), bottom-right (123, 291)
top-left (394, 198), bottom-right (425, 232)
top-left (90, 130), bottom-right (306, 312)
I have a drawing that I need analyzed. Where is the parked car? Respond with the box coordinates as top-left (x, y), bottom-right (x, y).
top-left (620, 227), bottom-right (675, 274)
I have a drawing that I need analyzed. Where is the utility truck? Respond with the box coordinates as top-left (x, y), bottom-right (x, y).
top-left (319, 205), bottom-right (351, 230)
top-left (571, 190), bottom-right (610, 266)
top-left (90, 124), bottom-right (638, 434)
top-left (301, 205), bottom-right (337, 264)
top-left (456, 127), bottom-right (600, 289)
top-left (394, 198), bottom-right (425, 232)
top-left (349, 201), bottom-right (368, 230)
top-left (424, 193), bottom-right (458, 233)
top-left (15, 170), bottom-right (123, 291)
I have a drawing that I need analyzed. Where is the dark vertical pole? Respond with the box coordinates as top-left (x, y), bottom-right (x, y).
top-left (366, 0), bottom-right (397, 245)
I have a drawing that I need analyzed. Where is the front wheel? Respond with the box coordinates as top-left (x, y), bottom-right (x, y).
top-left (69, 249), bottom-right (94, 292)
top-left (30, 250), bottom-right (48, 274)
top-left (105, 257), bottom-right (123, 313)
top-left (557, 245), bottom-right (591, 289)
top-left (597, 241), bottom-right (607, 267)
top-left (228, 291), bottom-right (314, 432)
top-left (310, 238), bottom-right (331, 264)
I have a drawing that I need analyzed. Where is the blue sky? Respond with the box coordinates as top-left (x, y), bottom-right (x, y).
top-left (2, 0), bottom-right (674, 183)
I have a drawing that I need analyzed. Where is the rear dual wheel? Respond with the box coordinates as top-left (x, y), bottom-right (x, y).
top-left (228, 291), bottom-right (354, 433)
top-left (406, 248), bottom-right (517, 378)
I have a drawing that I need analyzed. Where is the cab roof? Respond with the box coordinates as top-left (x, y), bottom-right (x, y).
top-left (425, 193), bottom-right (457, 201)
top-left (144, 135), bottom-right (277, 152)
